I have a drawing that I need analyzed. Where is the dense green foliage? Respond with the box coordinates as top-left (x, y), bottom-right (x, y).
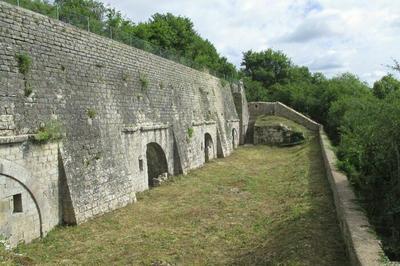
top-left (242, 49), bottom-right (400, 260)
top-left (241, 49), bottom-right (371, 142)
top-left (5, 0), bottom-right (237, 80)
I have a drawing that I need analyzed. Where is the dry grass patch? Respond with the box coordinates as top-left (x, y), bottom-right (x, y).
top-left (7, 134), bottom-right (349, 265)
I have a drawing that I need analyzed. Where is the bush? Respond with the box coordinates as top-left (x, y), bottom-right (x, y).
top-left (34, 120), bottom-right (63, 143)
top-left (187, 127), bottom-right (194, 138)
top-left (16, 52), bottom-right (32, 75)
top-left (139, 72), bottom-right (149, 90)
top-left (87, 108), bottom-right (97, 119)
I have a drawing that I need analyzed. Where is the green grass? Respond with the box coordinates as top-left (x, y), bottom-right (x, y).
top-left (255, 115), bottom-right (308, 135)
top-left (9, 134), bottom-right (349, 265)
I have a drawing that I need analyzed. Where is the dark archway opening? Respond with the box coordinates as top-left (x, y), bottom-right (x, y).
top-left (146, 142), bottom-right (168, 187)
top-left (205, 133), bottom-right (214, 163)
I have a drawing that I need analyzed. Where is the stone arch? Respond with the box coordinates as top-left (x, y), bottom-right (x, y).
top-left (204, 133), bottom-right (215, 162)
top-left (0, 159), bottom-right (46, 243)
top-left (146, 142), bottom-right (168, 187)
top-left (232, 128), bottom-right (238, 149)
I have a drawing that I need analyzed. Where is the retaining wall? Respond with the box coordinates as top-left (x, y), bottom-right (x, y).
top-left (249, 101), bottom-right (384, 266)
top-left (0, 1), bottom-right (242, 246)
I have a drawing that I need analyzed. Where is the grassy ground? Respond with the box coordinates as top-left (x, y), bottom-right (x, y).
top-left (255, 115), bottom-right (308, 135)
top-left (5, 134), bottom-right (349, 265)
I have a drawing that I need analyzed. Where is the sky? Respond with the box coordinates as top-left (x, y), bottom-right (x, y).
top-left (101, 0), bottom-right (400, 84)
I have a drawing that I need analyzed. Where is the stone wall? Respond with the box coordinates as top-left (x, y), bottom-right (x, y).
top-left (232, 82), bottom-right (249, 145)
top-left (246, 102), bottom-right (319, 143)
top-left (319, 130), bottom-right (383, 266)
top-left (0, 2), bottom-right (242, 246)
top-left (0, 136), bottom-right (60, 247)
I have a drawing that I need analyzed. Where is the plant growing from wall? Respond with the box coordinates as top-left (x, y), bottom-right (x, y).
top-left (24, 82), bottom-right (32, 97)
top-left (187, 127), bottom-right (194, 139)
top-left (220, 79), bottom-right (228, 88)
top-left (16, 52), bottom-right (33, 97)
top-left (86, 108), bottom-right (97, 119)
top-left (139, 72), bottom-right (149, 90)
top-left (34, 120), bottom-right (63, 143)
top-left (122, 71), bottom-right (130, 81)
top-left (16, 53), bottom-right (32, 75)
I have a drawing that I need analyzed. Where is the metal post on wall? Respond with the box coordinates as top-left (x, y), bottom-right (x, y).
top-left (56, 5), bottom-right (59, 20)
top-left (87, 16), bottom-right (90, 32)
top-left (16, 0), bottom-right (20, 6)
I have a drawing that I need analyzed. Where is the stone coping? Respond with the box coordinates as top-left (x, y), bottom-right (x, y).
top-left (250, 101), bottom-right (387, 265)
top-left (192, 120), bottom-right (217, 126)
top-left (0, 135), bottom-right (31, 144)
top-left (318, 128), bottom-right (384, 266)
top-left (122, 124), bottom-right (170, 133)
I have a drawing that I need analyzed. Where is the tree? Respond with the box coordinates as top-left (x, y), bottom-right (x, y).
top-left (134, 13), bottom-right (237, 79)
top-left (372, 74), bottom-right (400, 99)
top-left (241, 49), bottom-right (292, 88)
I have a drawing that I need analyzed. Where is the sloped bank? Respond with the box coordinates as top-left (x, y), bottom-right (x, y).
top-left (248, 102), bottom-right (384, 266)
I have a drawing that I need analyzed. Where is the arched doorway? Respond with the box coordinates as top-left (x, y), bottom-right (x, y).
top-left (0, 174), bottom-right (41, 247)
top-left (232, 128), bottom-right (237, 149)
top-left (204, 133), bottom-right (214, 162)
top-left (146, 142), bottom-right (168, 187)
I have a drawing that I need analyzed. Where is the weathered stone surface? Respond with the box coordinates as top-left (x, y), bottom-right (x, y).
top-left (254, 118), bottom-right (305, 146)
top-left (0, 2), bottom-right (244, 247)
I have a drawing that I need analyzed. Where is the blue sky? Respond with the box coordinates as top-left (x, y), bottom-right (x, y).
top-left (102, 0), bottom-right (400, 84)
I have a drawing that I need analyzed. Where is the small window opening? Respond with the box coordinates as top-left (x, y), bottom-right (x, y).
top-left (139, 158), bottom-right (144, 171)
top-left (13, 194), bottom-right (23, 213)
top-left (255, 104), bottom-right (258, 108)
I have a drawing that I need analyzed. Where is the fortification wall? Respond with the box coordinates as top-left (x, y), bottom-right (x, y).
top-left (248, 101), bottom-right (384, 266)
top-left (0, 2), bottom-right (242, 246)
top-left (232, 82), bottom-right (249, 145)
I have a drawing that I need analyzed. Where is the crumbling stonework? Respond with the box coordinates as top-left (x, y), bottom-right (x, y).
top-left (254, 123), bottom-right (304, 146)
top-left (0, 2), bottom-right (246, 247)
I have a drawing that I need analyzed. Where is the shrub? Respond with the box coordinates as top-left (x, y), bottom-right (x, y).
top-left (34, 120), bottom-right (63, 143)
top-left (187, 127), bottom-right (194, 138)
top-left (86, 108), bottom-right (97, 119)
top-left (139, 72), bottom-right (149, 90)
top-left (16, 52), bottom-right (32, 75)
top-left (220, 79), bottom-right (228, 87)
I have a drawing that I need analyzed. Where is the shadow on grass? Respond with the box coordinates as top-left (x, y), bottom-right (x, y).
top-left (232, 136), bottom-right (350, 266)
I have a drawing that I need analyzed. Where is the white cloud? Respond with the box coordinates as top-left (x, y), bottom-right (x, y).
top-left (102, 0), bottom-right (400, 84)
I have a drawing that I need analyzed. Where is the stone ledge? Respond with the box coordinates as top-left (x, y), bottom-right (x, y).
top-left (0, 135), bottom-right (32, 145)
top-left (319, 127), bottom-right (384, 266)
top-left (140, 124), bottom-right (170, 132)
top-left (121, 127), bottom-right (140, 134)
top-left (122, 124), bottom-right (171, 133)
top-left (192, 120), bottom-right (216, 126)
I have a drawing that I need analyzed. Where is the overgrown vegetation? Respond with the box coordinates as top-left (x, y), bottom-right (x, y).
top-left (187, 127), bottom-right (194, 138)
top-left (16, 52), bottom-right (33, 97)
top-left (16, 52), bottom-right (32, 75)
top-left (8, 138), bottom-right (349, 265)
top-left (139, 72), bottom-right (149, 90)
top-left (86, 108), bottom-right (96, 119)
top-left (255, 115), bottom-right (306, 146)
top-left (242, 48), bottom-right (400, 260)
top-left (34, 120), bottom-right (63, 143)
